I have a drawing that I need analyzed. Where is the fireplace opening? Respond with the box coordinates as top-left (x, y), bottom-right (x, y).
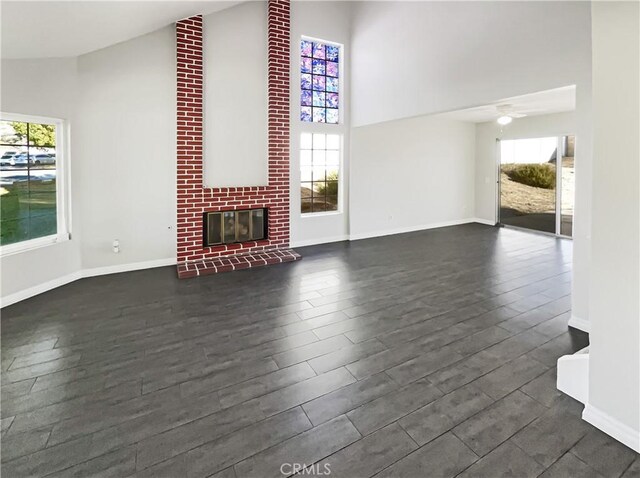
top-left (204, 208), bottom-right (267, 247)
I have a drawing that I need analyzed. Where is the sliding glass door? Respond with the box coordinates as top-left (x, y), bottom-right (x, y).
top-left (498, 135), bottom-right (575, 237)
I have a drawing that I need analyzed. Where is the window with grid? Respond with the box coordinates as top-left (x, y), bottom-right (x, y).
top-left (0, 117), bottom-right (63, 248)
top-left (300, 133), bottom-right (340, 214)
top-left (300, 39), bottom-right (339, 124)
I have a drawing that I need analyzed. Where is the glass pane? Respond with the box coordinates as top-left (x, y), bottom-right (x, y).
top-left (326, 45), bottom-right (339, 62)
top-left (300, 150), bottom-right (312, 166)
top-left (237, 211), bottom-right (250, 243)
top-left (312, 149), bottom-right (326, 166)
top-left (326, 77), bottom-right (339, 93)
top-left (301, 182), bottom-right (312, 206)
top-left (251, 209), bottom-right (265, 240)
top-left (312, 167), bottom-right (326, 181)
top-left (0, 219), bottom-right (30, 246)
top-left (312, 75), bottom-right (326, 91)
top-left (312, 182), bottom-right (327, 212)
top-left (326, 195), bottom-right (338, 211)
top-left (326, 93), bottom-right (339, 108)
top-left (301, 57), bottom-right (312, 73)
top-left (326, 109), bottom-right (339, 124)
top-left (301, 197), bottom-right (313, 214)
top-left (28, 123), bottom-right (56, 148)
top-left (500, 137), bottom-right (557, 234)
top-left (301, 90), bottom-right (312, 106)
top-left (301, 168), bottom-right (312, 182)
top-left (325, 180), bottom-right (339, 196)
top-left (326, 61), bottom-right (339, 78)
top-left (326, 135), bottom-right (340, 150)
top-left (312, 59), bottom-right (326, 75)
top-left (313, 108), bottom-right (326, 123)
top-left (1, 146), bottom-right (28, 171)
top-left (312, 181), bottom-right (326, 195)
top-left (300, 133), bottom-right (313, 150)
top-left (561, 135), bottom-right (575, 237)
top-left (223, 211), bottom-right (235, 243)
top-left (301, 40), bottom-right (313, 57)
top-left (31, 147), bottom-right (56, 170)
top-left (312, 134), bottom-right (326, 149)
top-left (312, 42), bottom-right (325, 59)
top-left (326, 151), bottom-right (340, 167)
top-left (301, 73), bottom-right (312, 90)
top-left (207, 213), bottom-right (222, 245)
top-left (300, 107), bottom-right (312, 122)
top-left (312, 91), bottom-right (325, 107)
top-left (0, 186), bottom-right (23, 222)
top-left (0, 120), bottom-right (27, 145)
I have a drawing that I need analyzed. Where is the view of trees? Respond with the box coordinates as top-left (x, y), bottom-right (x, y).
top-left (9, 122), bottom-right (56, 147)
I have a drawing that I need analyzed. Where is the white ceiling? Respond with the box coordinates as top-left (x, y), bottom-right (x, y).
top-left (1, 1), bottom-right (240, 59)
top-left (437, 86), bottom-right (576, 123)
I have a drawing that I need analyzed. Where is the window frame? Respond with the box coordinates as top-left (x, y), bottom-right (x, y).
top-left (299, 131), bottom-right (343, 217)
top-left (300, 36), bottom-right (343, 125)
top-left (0, 112), bottom-right (70, 256)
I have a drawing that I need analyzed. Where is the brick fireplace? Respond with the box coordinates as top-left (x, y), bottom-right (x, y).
top-left (175, 0), bottom-right (300, 278)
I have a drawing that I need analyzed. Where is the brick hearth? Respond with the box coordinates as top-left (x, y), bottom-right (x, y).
top-left (175, 0), bottom-right (298, 277)
top-left (177, 248), bottom-right (301, 278)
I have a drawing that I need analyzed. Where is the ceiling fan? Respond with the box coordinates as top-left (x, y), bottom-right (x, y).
top-left (495, 104), bottom-right (527, 125)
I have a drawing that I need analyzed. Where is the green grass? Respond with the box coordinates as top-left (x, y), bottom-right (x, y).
top-left (0, 179), bottom-right (57, 246)
top-left (502, 163), bottom-right (556, 190)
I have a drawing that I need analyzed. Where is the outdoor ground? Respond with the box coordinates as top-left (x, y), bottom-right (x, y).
top-left (500, 159), bottom-right (574, 216)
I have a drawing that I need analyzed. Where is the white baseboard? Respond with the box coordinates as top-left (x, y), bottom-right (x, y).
top-left (0, 271), bottom-right (83, 308)
top-left (568, 315), bottom-right (591, 333)
top-left (1, 258), bottom-right (177, 308)
top-left (583, 404), bottom-right (640, 453)
top-left (349, 218), bottom-right (477, 241)
top-left (473, 217), bottom-right (497, 226)
top-left (82, 258), bottom-right (176, 279)
top-left (291, 235), bottom-right (349, 248)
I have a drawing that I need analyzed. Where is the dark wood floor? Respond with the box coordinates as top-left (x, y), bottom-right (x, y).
top-left (1, 224), bottom-right (638, 477)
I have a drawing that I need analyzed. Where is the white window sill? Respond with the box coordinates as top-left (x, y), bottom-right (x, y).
top-left (0, 233), bottom-right (70, 257)
top-left (301, 211), bottom-right (342, 218)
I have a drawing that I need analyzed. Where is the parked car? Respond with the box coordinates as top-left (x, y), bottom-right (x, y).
top-left (0, 151), bottom-right (18, 166)
top-left (31, 154), bottom-right (56, 165)
top-left (9, 153), bottom-right (32, 166)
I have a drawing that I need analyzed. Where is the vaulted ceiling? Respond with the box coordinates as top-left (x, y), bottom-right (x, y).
top-left (1, 1), bottom-right (240, 59)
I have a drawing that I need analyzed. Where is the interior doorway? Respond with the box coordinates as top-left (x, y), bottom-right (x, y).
top-left (498, 135), bottom-right (575, 237)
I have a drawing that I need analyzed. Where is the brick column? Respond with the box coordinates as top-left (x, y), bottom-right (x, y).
top-left (267, 0), bottom-right (291, 248)
top-left (176, 15), bottom-right (204, 263)
top-left (175, 0), bottom-right (293, 275)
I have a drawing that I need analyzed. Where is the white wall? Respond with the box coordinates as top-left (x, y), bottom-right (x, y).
top-left (203, 2), bottom-right (269, 188)
top-left (585, 1), bottom-right (639, 451)
top-left (350, 1), bottom-right (592, 127)
top-left (0, 58), bottom-right (82, 301)
top-left (75, 26), bottom-right (176, 270)
top-left (290, 1), bottom-right (351, 247)
top-left (350, 115), bottom-right (475, 239)
top-left (474, 111), bottom-right (577, 223)
top-left (349, 1), bottom-right (593, 326)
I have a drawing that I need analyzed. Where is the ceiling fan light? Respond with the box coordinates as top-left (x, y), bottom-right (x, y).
top-left (497, 115), bottom-right (513, 125)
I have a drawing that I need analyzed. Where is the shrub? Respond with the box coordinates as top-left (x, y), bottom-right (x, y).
top-left (315, 171), bottom-right (339, 196)
top-left (503, 163), bottom-right (556, 189)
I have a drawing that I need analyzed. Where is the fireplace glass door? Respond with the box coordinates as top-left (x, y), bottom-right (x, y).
top-left (205, 208), bottom-right (267, 246)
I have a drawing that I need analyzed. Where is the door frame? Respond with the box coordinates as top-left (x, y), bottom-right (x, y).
top-left (496, 135), bottom-right (575, 238)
